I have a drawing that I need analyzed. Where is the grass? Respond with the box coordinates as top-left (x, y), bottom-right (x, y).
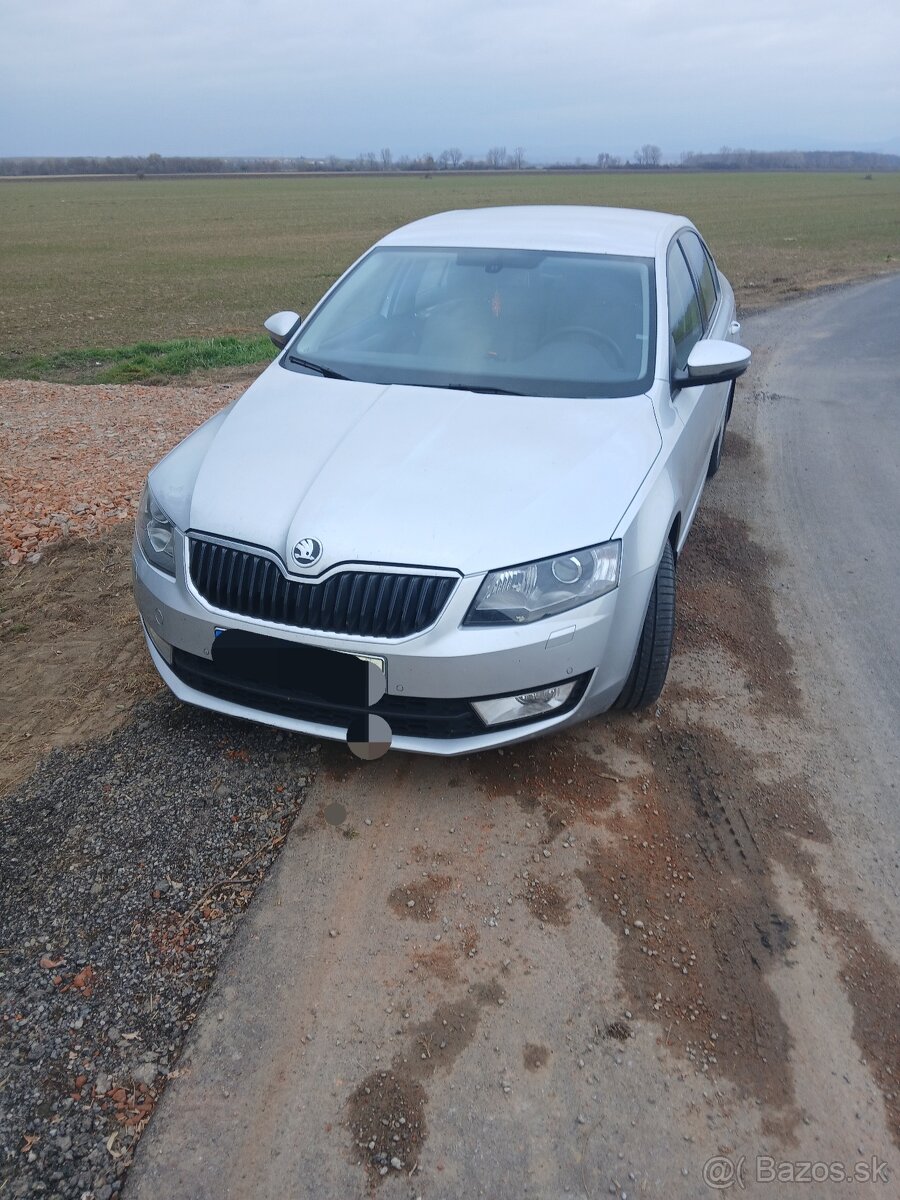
top-left (0, 334), bottom-right (273, 384)
top-left (1, 172), bottom-right (898, 377)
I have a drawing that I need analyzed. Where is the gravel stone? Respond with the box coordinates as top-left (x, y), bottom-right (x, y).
top-left (131, 1062), bottom-right (158, 1088)
top-left (0, 380), bottom-right (242, 564)
top-left (0, 695), bottom-right (313, 1199)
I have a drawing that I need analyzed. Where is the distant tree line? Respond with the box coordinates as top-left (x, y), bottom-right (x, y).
top-left (0, 153), bottom-right (293, 176)
top-left (2, 145), bottom-right (898, 177)
top-left (678, 147), bottom-right (900, 171)
top-left (0, 149), bottom-right (530, 176)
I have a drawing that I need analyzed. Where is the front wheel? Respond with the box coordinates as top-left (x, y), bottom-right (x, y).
top-left (613, 541), bottom-right (676, 711)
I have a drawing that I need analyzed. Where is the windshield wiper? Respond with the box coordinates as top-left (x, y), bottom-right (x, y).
top-left (442, 383), bottom-right (525, 396)
top-left (288, 355), bottom-right (350, 380)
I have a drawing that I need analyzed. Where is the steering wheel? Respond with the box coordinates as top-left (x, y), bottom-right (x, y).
top-left (539, 325), bottom-right (625, 368)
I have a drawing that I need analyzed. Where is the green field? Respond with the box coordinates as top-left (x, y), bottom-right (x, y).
top-left (1, 172), bottom-right (898, 378)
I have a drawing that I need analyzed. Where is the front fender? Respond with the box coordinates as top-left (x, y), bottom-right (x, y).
top-left (614, 462), bottom-right (679, 580)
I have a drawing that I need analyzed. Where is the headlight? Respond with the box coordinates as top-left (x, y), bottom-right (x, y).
top-left (136, 481), bottom-right (177, 576)
top-left (464, 541), bottom-right (621, 626)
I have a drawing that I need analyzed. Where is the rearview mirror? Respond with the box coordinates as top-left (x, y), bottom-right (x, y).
top-left (264, 310), bottom-right (302, 349)
top-left (676, 338), bottom-right (751, 387)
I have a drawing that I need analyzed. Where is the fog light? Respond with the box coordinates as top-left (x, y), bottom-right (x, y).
top-left (472, 680), bottom-right (577, 727)
top-left (144, 620), bottom-right (173, 665)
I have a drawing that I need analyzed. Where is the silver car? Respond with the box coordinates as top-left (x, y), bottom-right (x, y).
top-left (133, 206), bottom-right (749, 755)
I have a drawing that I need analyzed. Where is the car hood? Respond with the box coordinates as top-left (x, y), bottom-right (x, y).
top-left (155, 365), bottom-right (662, 576)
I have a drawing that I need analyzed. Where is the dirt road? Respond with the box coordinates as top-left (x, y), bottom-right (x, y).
top-left (124, 280), bottom-right (900, 1198)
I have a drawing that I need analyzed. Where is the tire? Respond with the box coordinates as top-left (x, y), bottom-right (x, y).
top-left (613, 540), bottom-right (676, 711)
top-left (706, 418), bottom-right (725, 478)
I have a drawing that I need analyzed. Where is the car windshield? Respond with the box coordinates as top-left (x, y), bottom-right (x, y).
top-left (285, 246), bottom-right (656, 399)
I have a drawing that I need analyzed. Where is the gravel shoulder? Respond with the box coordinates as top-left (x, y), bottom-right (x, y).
top-left (1, 701), bottom-right (314, 1198)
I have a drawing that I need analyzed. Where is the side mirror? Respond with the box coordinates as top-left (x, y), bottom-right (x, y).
top-left (675, 338), bottom-right (751, 388)
top-left (264, 311), bottom-right (302, 350)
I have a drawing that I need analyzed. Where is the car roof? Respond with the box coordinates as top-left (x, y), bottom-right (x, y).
top-left (377, 205), bottom-right (690, 258)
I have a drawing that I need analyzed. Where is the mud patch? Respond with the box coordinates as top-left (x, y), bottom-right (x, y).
top-left (677, 507), bottom-right (801, 716)
top-left (523, 1043), bottom-right (550, 1071)
top-left (521, 877), bottom-right (571, 926)
top-left (724, 430), bottom-right (753, 462)
top-left (797, 860), bottom-right (900, 1146)
top-left (345, 980), bottom-right (505, 1182)
top-left (576, 720), bottom-right (798, 1125)
top-left (470, 739), bottom-right (620, 839)
top-left (346, 1070), bottom-right (427, 1180)
top-left (754, 777), bottom-right (832, 847)
top-left (411, 943), bottom-right (460, 984)
top-left (573, 699), bottom-right (900, 1147)
top-left (315, 742), bottom-right (356, 784)
top-left (388, 875), bottom-right (452, 921)
top-left (408, 981), bottom-right (506, 1073)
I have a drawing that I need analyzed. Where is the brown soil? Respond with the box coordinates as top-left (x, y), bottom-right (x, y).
top-left (388, 875), bottom-right (453, 921)
top-left (575, 723), bottom-right (799, 1123)
top-left (471, 742), bottom-right (620, 839)
top-left (676, 507), bottom-right (802, 716)
top-left (521, 876), bottom-right (571, 926)
top-left (724, 430), bottom-right (753, 462)
top-left (523, 1043), bottom-right (550, 1071)
top-left (0, 376), bottom-right (247, 797)
top-left (411, 943), bottom-right (461, 984)
top-left (345, 1069), bottom-right (428, 1182)
top-left (796, 855), bottom-right (900, 1144)
top-left (0, 526), bottom-right (160, 798)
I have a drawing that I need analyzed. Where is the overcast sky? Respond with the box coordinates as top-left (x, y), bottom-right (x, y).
top-left (1, 0), bottom-right (898, 160)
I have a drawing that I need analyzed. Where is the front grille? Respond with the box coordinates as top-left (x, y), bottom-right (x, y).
top-left (188, 538), bottom-right (457, 639)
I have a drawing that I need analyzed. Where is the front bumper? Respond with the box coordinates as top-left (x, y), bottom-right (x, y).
top-left (133, 534), bottom-right (654, 755)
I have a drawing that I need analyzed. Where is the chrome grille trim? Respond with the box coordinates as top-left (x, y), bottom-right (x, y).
top-left (186, 536), bottom-right (458, 639)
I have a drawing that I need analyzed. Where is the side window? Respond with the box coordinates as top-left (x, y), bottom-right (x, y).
top-left (679, 231), bottom-right (718, 326)
top-left (667, 244), bottom-right (703, 374)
